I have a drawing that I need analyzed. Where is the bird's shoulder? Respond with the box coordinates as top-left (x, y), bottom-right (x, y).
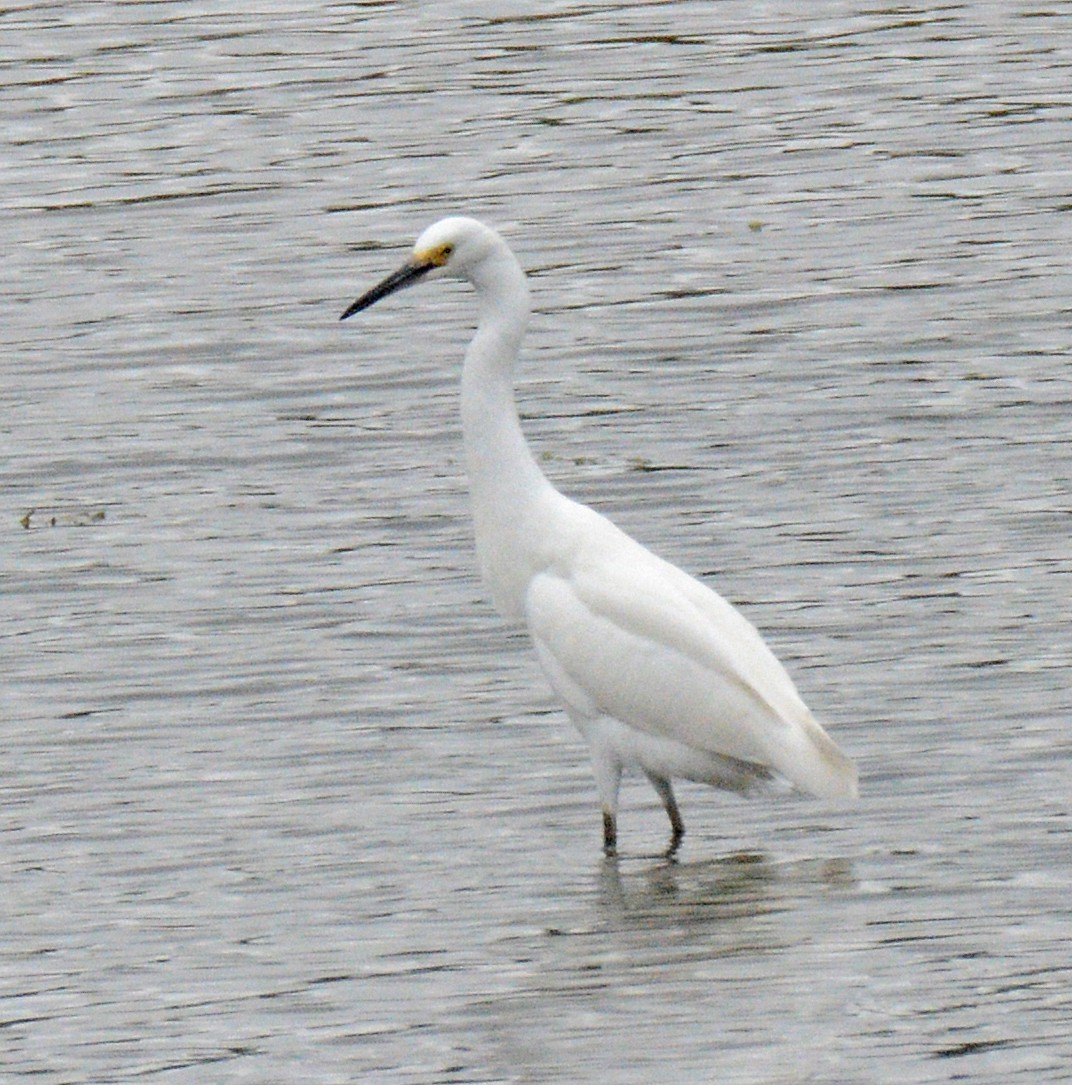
top-left (530, 499), bottom-right (765, 660)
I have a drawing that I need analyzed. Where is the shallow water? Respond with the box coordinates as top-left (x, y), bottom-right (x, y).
top-left (3, 3), bottom-right (1071, 1082)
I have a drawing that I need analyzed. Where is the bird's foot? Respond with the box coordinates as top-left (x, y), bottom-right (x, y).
top-left (664, 826), bottom-right (684, 861)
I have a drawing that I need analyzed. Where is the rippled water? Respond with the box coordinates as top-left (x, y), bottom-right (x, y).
top-left (3, 3), bottom-right (1071, 1082)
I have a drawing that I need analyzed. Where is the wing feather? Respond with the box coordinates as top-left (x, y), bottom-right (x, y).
top-left (524, 507), bottom-right (856, 799)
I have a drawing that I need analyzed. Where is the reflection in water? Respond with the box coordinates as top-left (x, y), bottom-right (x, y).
top-left (595, 851), bottom-right (858, 936)
top-left (469, 852), bottom-right (864, 1083)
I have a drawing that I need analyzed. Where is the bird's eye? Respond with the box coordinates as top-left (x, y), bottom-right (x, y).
top-left (441, 244), bottom-right (454, 259)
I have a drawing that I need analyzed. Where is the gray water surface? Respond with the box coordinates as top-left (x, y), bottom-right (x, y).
top-left (3, 4), bottom-right (1071, 1083)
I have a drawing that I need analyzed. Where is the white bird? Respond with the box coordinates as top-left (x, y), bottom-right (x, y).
top-left (341, 216), bottom-right (857, 856)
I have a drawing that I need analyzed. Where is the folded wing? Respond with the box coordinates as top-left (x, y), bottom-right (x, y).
top-left (524, 507), bottom-right (857, 800)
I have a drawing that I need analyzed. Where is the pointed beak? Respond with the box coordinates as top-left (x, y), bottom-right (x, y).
top-left (340, 259), bottom-right (433, 320)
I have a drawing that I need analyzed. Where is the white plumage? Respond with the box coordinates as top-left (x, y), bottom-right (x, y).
top-left (342, 216), bottom-right (857, 855)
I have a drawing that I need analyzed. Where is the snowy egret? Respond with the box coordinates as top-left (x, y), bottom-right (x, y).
top-left (341, 217), bottom-right (857, 856)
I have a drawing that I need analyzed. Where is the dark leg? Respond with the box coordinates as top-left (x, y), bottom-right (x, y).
top-left (602, 809), bottom-right (617, 856)
top-left (645, 772), bottom-right (685, 857)
top-left (583, 739), bottom-right (621, 857)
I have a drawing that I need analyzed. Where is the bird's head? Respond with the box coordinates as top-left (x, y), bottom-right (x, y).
top-left (340, 216), bottom-right (498, 320)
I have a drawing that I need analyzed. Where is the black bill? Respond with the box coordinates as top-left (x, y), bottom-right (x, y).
top-left (340, 260), bottom-right (432, 320)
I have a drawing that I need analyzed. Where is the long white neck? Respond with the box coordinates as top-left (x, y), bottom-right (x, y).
top-left (459, 242), bottom-right (556, 620)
